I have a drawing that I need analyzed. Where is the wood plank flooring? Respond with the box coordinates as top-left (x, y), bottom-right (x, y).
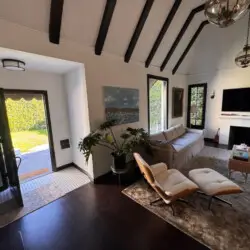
top-left (0, 173), bottom-right (208, 250)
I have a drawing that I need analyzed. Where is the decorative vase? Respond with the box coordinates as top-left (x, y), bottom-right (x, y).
top-left (112, 154), bottom-right (127, 170)
top-left (214, 128), bottom-right (220, 144)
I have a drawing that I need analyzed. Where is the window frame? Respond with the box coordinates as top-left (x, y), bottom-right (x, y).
top-left (147, 74), bottom-right (169, 135)
top-left (187, 83), bottom-right (207, 130)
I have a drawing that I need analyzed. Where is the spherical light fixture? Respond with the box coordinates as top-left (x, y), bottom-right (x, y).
top-left (205, 0), bottom-right (250, 28)
top-left (235, 12), bottom-right (250, 68)
top-left (2, 59), bottom-right (25, 71)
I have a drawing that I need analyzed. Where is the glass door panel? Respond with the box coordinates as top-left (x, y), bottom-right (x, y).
top-left (0, 140), bottom-right (8, 191)
top-left (187, 84), bottom-right (207, 129)
top-left (0, 89), bottom-right (23, 206)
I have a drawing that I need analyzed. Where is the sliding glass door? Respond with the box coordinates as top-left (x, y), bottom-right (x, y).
top-left (0, 88), bottom-right (23, 206)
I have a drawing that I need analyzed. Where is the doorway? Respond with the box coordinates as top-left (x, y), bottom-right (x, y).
top-left (187, 83), bottom-right (207, 129)
top-left (147, 75), bottom-right (169, 135)
top-left (2, 89), bottom-right (56, 184)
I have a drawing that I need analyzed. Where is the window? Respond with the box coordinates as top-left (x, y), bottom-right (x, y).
top-left (147, 75), bottom-right (168, 134)
top-left (187, 83), bottom-right (207, 129)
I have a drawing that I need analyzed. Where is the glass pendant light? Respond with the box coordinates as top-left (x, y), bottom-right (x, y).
top-left (235, 11), bottom-right (250, 68)
top-left (205, 0), bottom-right (250, 28)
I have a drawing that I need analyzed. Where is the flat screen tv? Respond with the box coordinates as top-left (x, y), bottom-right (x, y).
top-left (222, 88), bottom-right (250, 112)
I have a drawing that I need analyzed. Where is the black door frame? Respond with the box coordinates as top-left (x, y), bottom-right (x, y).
top-left (3, 89), bottom-right (57, 172)
top-left (187, 83), bottom-right (207, 129)
top-left (147, 74), bottom-right (169, 134)
top-left (0, 133), bottom-right (9, 192)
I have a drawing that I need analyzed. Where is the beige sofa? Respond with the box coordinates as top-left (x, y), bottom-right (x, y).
top-left (150, 124), bottom-right (204, 170)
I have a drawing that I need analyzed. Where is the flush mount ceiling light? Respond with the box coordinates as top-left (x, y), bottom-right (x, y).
top-left (2, 59), bottom-right (25, 71)
top-left (205, 0), bottom-right (250, 28)
top-left (235, 11), bottom-right (250, 67)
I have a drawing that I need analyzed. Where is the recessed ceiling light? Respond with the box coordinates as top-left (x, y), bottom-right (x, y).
top-left (2, 59), bottom-right (25, 71)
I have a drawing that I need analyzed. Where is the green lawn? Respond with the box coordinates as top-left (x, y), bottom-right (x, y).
top-left (11, 130), bottom-right (48, 153)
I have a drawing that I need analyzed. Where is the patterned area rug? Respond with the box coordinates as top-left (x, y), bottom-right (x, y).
top-left (122, 147), bottom-right (250, 250)
top-left (0, 167), bottom-right (90, 228)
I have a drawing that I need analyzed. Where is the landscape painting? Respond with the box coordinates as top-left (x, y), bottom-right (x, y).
top-left (103, 86), bottom-right (139, 125)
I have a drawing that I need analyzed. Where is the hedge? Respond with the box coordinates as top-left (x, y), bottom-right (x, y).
top-left (5, 98), bottom-right (46, 132)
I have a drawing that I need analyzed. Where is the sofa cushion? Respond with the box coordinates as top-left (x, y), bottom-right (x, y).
top-left (189, 168), bottom-right (242, 196)
top-left (150, 132), bottom-right (166, 141)
top-left (171, 132), bottom-right (202, 152)
top-left (163, 127), bottom-right (177, 141)
top-left (174, 124), bottom-right (186, 138)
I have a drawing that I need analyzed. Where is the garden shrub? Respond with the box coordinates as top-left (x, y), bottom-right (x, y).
top-left (6, 98), bottom-right (46, 132)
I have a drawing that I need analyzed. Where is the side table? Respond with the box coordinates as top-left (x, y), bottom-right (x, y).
top-left (228, 145), bottom-right (250, 183)
top-left (111, 165), bottom-right (130, 185)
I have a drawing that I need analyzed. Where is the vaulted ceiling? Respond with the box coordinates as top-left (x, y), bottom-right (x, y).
top-left (0, 0), bottom-right (248, 75)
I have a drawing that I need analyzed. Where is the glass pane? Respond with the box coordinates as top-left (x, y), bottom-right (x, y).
top-left (191, 119), bottom-right (196, 125)
top-left (196, 120), bottom-right (202, 125)
top-left (198, 87), bottom-right (204, 94)
top-left (149, 80), bottom-right (165, 134)
top-left (189, 85), bottom-right (205, 128)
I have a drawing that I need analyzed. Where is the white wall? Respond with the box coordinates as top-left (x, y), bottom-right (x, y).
top-left (0, 68), bottom-right (72, 167)
top-left (0, 19), bottom-right (188, 178)
top-left (187, 68), bottom-right (250, 144)
top-left (64, 67), bottom-right (93, 178)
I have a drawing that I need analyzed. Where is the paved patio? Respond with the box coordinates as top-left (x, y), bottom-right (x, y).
top-left (15, 144), bottom-right (52, 182)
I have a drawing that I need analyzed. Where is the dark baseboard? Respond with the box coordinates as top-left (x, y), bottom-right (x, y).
top-left (71, 163), bottom-right (93, 182)
top-left (57, 162), bottom-right (93, 182)
top-left (57, 163), bottom-right (74, 171)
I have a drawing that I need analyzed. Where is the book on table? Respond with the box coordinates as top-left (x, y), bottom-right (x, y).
top-left (233, 150), bottom-right (249, 161)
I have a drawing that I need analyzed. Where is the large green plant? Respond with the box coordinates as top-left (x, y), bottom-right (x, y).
top-left (78, 120), bottom-right (151, 163)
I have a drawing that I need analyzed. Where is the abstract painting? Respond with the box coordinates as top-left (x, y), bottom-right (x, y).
top-left (103, 86), bottom-right (139, 125)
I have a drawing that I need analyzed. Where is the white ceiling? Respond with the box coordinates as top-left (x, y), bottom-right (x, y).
top-left (0, 0), bottom-right (248, 75)
top-left (179, 13), bottom-right (250, 75)
top-left (0, 47), bottom-right (80, 74)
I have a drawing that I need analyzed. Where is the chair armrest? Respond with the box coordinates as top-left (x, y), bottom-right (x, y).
top-left (150, 162), bottom-right (168, 176)
top-left (187, 128), bottom-right (204, 135)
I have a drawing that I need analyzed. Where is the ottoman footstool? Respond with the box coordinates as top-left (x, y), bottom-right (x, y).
top-left (189, 168), bottom-right (242, 209)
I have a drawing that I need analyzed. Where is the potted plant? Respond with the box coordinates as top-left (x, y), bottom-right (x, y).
top-left (78, 120), bottom-right (151, 170)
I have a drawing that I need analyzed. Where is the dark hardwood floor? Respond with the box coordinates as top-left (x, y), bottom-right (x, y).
top-left (0, 173), bottom-right (208, 250)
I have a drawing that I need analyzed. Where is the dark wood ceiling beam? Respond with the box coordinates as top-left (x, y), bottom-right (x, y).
top-left (95, 0), bottom-right (117, 55)
top-left (145, 0), bottom-right (182, 68)
top-left (124, 0), bottom-right (154, 63)
top-left (172, 20), bottom-right (209, 75)
top-left (49, 0), bottom-right (64, 44)
top-left (160, 3), bottom-right (205, 71)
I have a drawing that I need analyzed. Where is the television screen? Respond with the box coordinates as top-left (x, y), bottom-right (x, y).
top-left (222, 88), bottom-right (250, 112)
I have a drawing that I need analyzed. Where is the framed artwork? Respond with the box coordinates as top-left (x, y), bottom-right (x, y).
top-left (172, 87), bottom-right (184, 118)
top-left (103, 86), bottom-right (139, 125)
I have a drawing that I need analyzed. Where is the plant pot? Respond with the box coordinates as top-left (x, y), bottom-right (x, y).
top-left (112, 154), bottom-right (127, 170)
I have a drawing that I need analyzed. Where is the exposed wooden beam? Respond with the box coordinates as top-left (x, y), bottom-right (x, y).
top-left (95, 0), bottom-right (117, 55)
top-left (160, 4), bottom-right (205, 71)
top-left (172, 20), bottom-right (209, 75)
top-left (124, 0), bottom-right (154, 63)
top-left (145, 0), bottom-right (182, 68)
top-left (49, 0), bottom-right (64, 44)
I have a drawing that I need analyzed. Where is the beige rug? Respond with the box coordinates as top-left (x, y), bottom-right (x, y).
top-left (0, 167), bottom-right (90, 228)
top-left (122, 147), bottom-right (250, 250)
